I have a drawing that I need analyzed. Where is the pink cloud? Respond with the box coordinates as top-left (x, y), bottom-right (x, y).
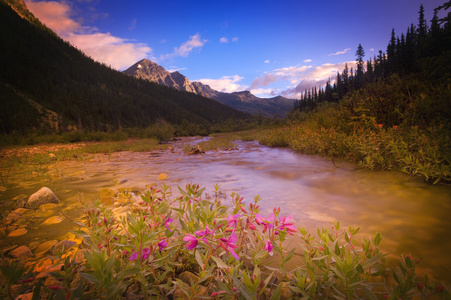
top-left (25, 0), bottom-right (152, 70)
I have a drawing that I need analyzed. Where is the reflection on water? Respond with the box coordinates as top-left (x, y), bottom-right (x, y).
top-left (1, 138), bottom-right (450, 281)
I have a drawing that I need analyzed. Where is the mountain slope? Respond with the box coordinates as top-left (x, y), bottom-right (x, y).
top-left (0, 1), bottom-right (248, 135)
top-left (123, 59), bottom-right (295, 118)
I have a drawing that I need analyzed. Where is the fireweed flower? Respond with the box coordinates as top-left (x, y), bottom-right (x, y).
top-left (183, 234), bottom-right (198, 250)
top-left (142, 248), bottom-right (151, 260)
top-left (277, 215), bottom-right (297, 235)
top-left (264, 240), bottom-right (273, 253)
top-left (157, 239), bottom-right (168, 251)
top-left (226, 214), bottom-right (241, 229)
top-left (220, 232), bottom-right (239, 260)
top-left (195, 226), bottom-right (213, 237)
top-left (129, 251), bottom-right (139, 261)
top-left (164, 218), bottom-right (174, 231)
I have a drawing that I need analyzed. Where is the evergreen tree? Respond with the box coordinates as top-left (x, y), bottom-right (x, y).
top-left (355, 44), bottom-right (365, 89)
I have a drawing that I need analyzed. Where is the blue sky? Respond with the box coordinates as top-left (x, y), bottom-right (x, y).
top-left (25, 0), bottom-right (447, 99)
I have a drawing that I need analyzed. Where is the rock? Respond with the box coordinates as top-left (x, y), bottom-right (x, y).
top-left (34, 240), bottom-right (58, 256)
top-left (39, 203), bottom-right (57, 212)
top-left (280, 282), bottom-right (292, 299)
top-left (7, 228), bottom-right (28, 237)
top-left (25, 187), bottom-right (59, 209)
top-left (157, 173), bottom-right (169, 181)
top-left (9, 245), bottom-right (32, 259)
top-left (0, 186), bottom-right (5, 192)
top-left (53, 240), bottom-right (76, 253)
top-left (41, 216), bottom-right (63, 225)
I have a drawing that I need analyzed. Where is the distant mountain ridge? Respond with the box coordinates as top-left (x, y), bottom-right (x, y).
top-left (123, 59), bottom-right (295, 118)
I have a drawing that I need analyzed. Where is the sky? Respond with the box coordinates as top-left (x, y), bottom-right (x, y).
top-left (24, 0), bottom-right (447, 99)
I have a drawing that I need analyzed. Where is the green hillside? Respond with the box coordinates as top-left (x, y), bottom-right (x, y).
top-left (0, 1), bottom-right (249, 137)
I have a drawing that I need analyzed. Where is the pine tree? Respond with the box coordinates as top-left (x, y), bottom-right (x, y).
top-left (355, 44), bottom-right (365, 89)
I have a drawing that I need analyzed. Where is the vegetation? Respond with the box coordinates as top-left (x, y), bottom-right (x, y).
top-left (1, 184), bottom-right (450, 299)
top-left (271, 3), bottom-right (451, 184)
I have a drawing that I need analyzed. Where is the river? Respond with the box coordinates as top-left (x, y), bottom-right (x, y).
top-left (1, 138), bottom-right (450, 282)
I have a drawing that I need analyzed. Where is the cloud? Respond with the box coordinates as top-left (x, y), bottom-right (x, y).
top-left (161, 33), bottom-right (207, 60)
top-left (166, 67), bottom-right (187, 73)
top-left (220, 37), bottom-right (229, 43)
top-left (264, 60), bottom-right (270, 64)
top-left (304, 59), bottom-right (312, 63)
top-left (25, 0), bottom-right (152, 70)
top-left (232, 37), bottom-right (239, 42)
top-left (197, 75), bottom-right (245, 93)
top-left (249, 73), bottom-right (278, 90)
top-left (249, 61), bottom-right (356, 99)
top-left (328, 48), bottom-right (351, 56)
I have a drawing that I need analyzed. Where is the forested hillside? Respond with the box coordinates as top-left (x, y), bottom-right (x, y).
top-left (292, 3), bottom-right (451, 131)
top-left (0, 1), bottom-right (249, 137)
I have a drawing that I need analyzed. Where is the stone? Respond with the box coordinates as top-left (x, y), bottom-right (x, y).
top-left (16, 292), bottom-right (33, 300)
top-left (157, 173), bottom-right (169, 181)
top-left (39, 203), bottom-right (57, 212)
top-left (25, 187), bottom-right (59, 209)
top-left (41, 216), bottom-right (63, 225)
top-left (34, 240), bottom-right (58, 256)
top-left (53, 240), bottom-right (76, 253)
top-left (9, 245), bottom-right (32, 259)
top-left (7, 228), bottom-right (27, 237)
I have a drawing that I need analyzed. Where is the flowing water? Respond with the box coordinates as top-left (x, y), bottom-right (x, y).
top-left (1, 138), bottom-right (450, 282)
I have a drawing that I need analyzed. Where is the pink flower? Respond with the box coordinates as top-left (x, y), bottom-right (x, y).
top-left (195, 226), bottom-right (213, 237)
top-left (264, 240), bottom-right (273, 252)
top-left (142, 248), bottom-right (151, 260)
top-left (226, 214), bottom-right (241, 228)
top-left (157, 239), bottom-right (168, 251)
top-left (220, 232), bottom-right (240, 260)
top-left (164, 218), bottom-right (174, 231)
top-left (129, 251), bottom-right (139, 261)
top-left (277, 215), bottom-right (297, 235)
top-left (183, 234), bottom-right (198, 250)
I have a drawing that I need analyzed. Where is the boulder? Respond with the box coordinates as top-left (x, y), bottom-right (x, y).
top-left (9, 245), bottom-right (32, 259)
top-left (25, 187), bottom-right (59, 209)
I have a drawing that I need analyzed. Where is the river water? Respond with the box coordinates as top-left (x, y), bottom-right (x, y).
top-left (1, 138), bottom-right (450, 282)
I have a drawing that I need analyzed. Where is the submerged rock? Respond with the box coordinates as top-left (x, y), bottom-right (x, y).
top-left (41, 216), bottom-right (64, 225)
top-left (25, 187), bottom-right (59, 209)
top-left (158, 173), bottom-right (169, 180)
top-left (7, 227), bottom-right (27, 237)
top-left (9, 245), bottom-right (32, 259)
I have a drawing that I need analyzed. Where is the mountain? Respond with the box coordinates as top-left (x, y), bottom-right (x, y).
top-left (123, 59), bottom-right (295, 118)
top-left (0, 1), bottom-right (249, 136)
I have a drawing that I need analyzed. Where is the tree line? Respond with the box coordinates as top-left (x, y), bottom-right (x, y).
top-left (294, 2), bottom-right (451, 113)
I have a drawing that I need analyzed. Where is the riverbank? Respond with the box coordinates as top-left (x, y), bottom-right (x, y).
top-left (2, 180), bottom-right (450, 299)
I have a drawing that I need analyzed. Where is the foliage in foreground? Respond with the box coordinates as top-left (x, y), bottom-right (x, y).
top-left (1, 184), bottom-right (449, 299)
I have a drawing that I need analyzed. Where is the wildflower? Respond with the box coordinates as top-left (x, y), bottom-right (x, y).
top-left (220, 232), bottom-right (240, 260)
top-left (183, 234), bottom-right (198, 250)
top-left (142, 248), bottom-right (151, 260)
top-left (129, 251), bottom-right (139, 261)
top-left (277, 215), bottom-right (297, 235)
top-left (393, 125), bottom-right (398, 129)
top-left (195, 226), bottom-right (213, 237)
top-left (157, 239), bottom-right (168, 251)
top-left (164, 218), bottom-right (174, 231)
top-left (226, 214), bottom-right (241, 228)
top-left (264, 240), bottom-right (273, 253)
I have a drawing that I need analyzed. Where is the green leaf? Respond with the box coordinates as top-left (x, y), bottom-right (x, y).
top-left (362, 286), bottom-right (379, 300)
top-left (374, 232), bottom-right (382, 246)
top-left (211, 256), bottom-right (229, 269)
top-left (195, 250), bottom-right (204, 267)
top-left (31, 278), bottom-right (43, 300)
top-left (356, 263), bottom-right (364, 274)
top-left (283, 248), bottom-right (296, 264)
top-left (270, 283), bottom-right (282, 300)
top-left (80, 272), bottom-right (100, 284)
